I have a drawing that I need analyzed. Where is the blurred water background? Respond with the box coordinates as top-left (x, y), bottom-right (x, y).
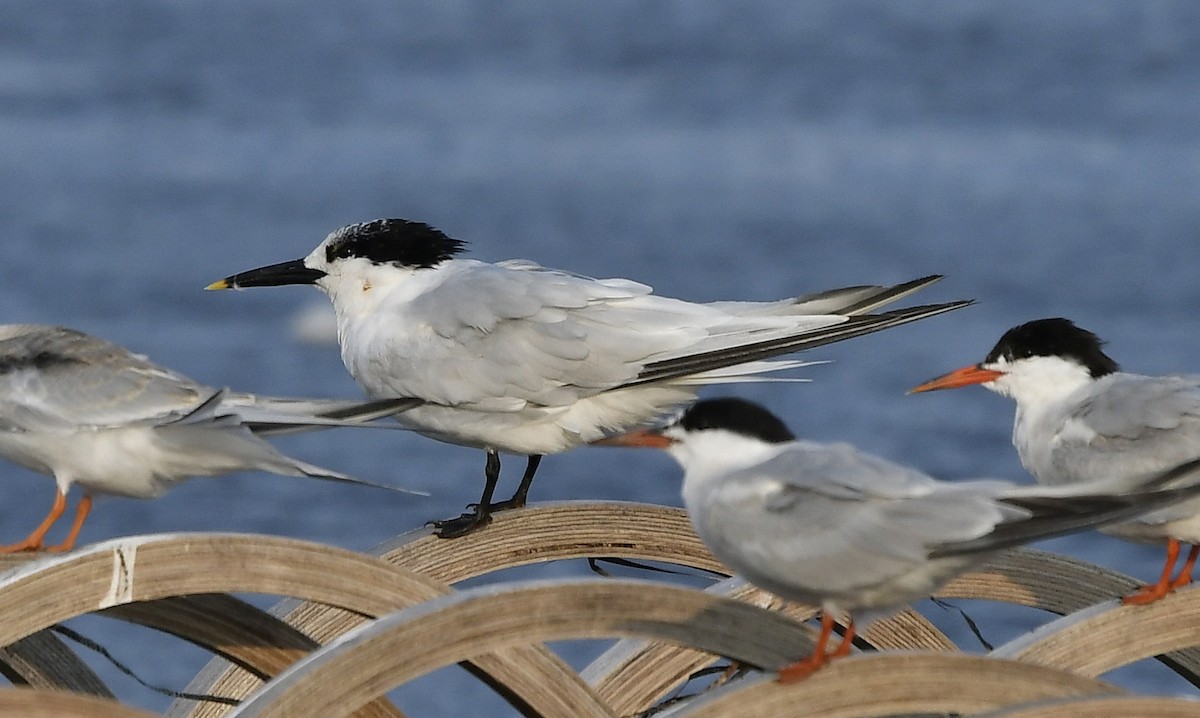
top-left (2, 1), bottom-right (1200, 712)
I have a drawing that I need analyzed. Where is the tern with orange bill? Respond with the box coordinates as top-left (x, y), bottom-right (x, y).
top-left (596, 397), bottom-right (1200, 679)
top-left (911, 317), bottom-right (1200, 604)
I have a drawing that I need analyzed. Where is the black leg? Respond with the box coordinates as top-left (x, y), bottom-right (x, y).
top-left (430, 450), bottom-right (502, 538)
top-left (489, 454), bottom-right (543, 511)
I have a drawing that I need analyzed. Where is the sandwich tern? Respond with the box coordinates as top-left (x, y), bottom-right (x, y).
top-left (208, 218), bottom-right (970, 537)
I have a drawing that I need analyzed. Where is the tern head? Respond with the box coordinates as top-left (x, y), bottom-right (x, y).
top-left (595, 397), bottom-right (796, 469)
top-left (206, 219), bottom-right (467, 294)
top-left (910, 318), bottom-right (1119, 403)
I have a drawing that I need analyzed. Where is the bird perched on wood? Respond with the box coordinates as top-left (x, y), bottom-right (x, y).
top-left (598, 397), bottom-right (1200, 679)
top-left (208, 218), bottom-right (970, 537)
top-left (912, 317), bottom-right (1200, 604)
top-left (0, 324), bottom-right (424, 553)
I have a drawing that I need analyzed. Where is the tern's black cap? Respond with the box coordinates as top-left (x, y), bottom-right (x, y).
top-left (677, 398), bottom-right (796, 444)
top-left (984, 318), bottom-right (1119, 378)
top-left (325, 219), bottom-right (467, 269)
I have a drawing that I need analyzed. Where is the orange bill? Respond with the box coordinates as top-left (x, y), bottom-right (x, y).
top-left (909, 364), bottom-right (1004, 394)
top-left (592, 428), bottom-right (675, 448)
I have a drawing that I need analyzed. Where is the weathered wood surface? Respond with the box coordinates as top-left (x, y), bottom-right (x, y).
top-left (0, 501), bottom-right (1193, 717)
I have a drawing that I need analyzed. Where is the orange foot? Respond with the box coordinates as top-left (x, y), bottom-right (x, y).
top-left (1122, 581), bottom-right (1173, 606)
top-left (1170, 545), bottom-right (1200, 591)
top-left (1122, 539), bottom-right (1193, 606)
top-left (777, 613), bottom-right (856, 683)
top-left (0, 492), bottom-right (91, 554)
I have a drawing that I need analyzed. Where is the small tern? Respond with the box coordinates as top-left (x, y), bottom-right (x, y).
top-left (0, 324), bottom-right (425, 553)
top-left (911, 317), bottom-right (1200, 604)
top-left (597, 397), bottom-right (1200, 679)
top-left (208, 218), bottom-right (971, 537)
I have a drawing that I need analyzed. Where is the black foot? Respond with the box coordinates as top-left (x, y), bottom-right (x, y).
top-left (464, 493), bottom-right (527, 513)
top-left (429, 508), bottom-right (493, 539)
top-left (484, 496), bottom-right (525, 512)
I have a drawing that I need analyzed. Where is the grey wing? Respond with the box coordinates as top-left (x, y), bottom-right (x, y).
top-left (1050, 374), bottom-right (1200, 485)
top-left (223, 394), bottom-right (425, 435)
top-left (625, 301), bottom-right (970, 389)
top-left (391, 262), bottom-right (678, 406)
top-left (707, 275), bottom-right (943, 316)
top-left (767, 445), bottom-right (1016, 558)
top-left (707, 444), bottom-right (1013, 595)
top-left (798, 275), bottom-right (943, 315)
top-left (387, 262), bottom-right (831, 407)
top-left (0, 325), bottom-right (211, 432)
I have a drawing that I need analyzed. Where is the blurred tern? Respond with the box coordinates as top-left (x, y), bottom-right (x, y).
top-left (208, 218), bottom-right (971, 537)
top-left (911, 317), bottom-right (1200, 604)
top-left (0, 324), bottom-right (425, 553)
top-left (597, 397), bottom-right (1200, 679)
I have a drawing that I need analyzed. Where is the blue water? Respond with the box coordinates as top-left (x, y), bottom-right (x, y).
top-left (3, 1), bottom-right (1200, 712)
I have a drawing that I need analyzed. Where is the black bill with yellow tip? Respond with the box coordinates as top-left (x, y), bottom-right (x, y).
top-left (206, 259), bottom-right (325, 290)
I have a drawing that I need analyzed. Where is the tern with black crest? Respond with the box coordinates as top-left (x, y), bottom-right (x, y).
top-left (598, 397), bottom-right (1200, 679)
top-left (0, 324), bottom-right (425, 553)
top-left (209, 218), bottom-right (970, 537)
top-left (912, 317), bottom-right (1200, 604)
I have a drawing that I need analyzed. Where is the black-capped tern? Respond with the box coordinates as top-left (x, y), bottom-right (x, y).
top-left (598, 397), bottom-right (1200, 678)
top-left (912, 317), bottom-right (1200, 604)
top-left (208, 218), bottom-right (971, 537)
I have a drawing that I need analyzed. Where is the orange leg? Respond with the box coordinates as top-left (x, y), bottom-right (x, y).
top-left (1123, 538), bottom-right (1183, 605)
top-left (830, 620), bottom-right (857, 659)
top-left (777, 613), bottom-right (856, 683)
top-left (1169, 544), bottom-right (1200, 591)
top-left (45, 494), bottom-right (92, 553)
top-left (0, 489), bottom-right (69, 553)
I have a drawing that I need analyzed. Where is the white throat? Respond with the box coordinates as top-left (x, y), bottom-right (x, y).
top-left (985, 355), bottom-right (1100, 483)
top-left (668, 429), bottom-right (791, 505)
top-left (984, 355), bottom-right (1095, 408)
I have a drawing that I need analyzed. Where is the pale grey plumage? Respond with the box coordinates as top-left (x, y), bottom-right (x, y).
top-left (646, 398), bottom-right (1200, 615)
top-left (914, 323), bottom-right (1200, 540)
top-left (1011, 371), bottom-right (1200, 539)
top-left (0, 324), bottom-right (423, 499)
top-left (910, 318), bottom-right (1200, 604)
top-left (209, 218), bottom-right (970, 536)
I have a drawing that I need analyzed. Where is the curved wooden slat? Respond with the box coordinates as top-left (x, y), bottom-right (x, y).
top-left (0, 533), bottom-right (445, 645)
top-left (940, 548), bottom-right (1142, 614)
top-left (581, 576), bottom-right (957, 716)
top-left (227, 579), bottom-right (817, 718)
top-left (175, 606), bottom-right (414, 718)
top-left (656, 654), bottom-right (1122, 718)
top-left (185, 502), bottom-right (955, 715)
top-left (107, 595), bottom-right (404, 718)
top-left (177, 502), bottom-right (1200, 716)
top-left (0, 631), bottom-right (113, 697)
top-left (104, 595), bottom-right (320, 681)
top-left (386, 503), bottom-right (954, 681)
top-left (991, 587), bottom-right (1200, 677)
top-left (975, 695), bottom-right (1200, 718)
top-left (0, 686), bottom-right (157, 718)
top-left (0, 533), bottom-right (612, 718)
top-left (938, 547), bottom-right (1200, 681)
top-left (378, 502), bottom-right (724, 579)
top-left (0, 559), bottom-right (111, 697)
